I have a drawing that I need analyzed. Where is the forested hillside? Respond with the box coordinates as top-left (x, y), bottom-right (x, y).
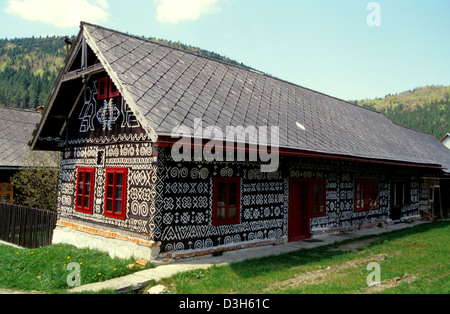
top-left (0, 35), bottom-right (250, 111)
top-left (354, 86), bottom-right (450, 140)
top-left (0, 36), bottom-right (66, 109)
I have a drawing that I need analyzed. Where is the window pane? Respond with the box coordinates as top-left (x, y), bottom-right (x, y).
top-left (107, 173), bottom-right (114, 185)
top-left (114, 201), bottom-right (122, 213)
top-left (229, 195), bottom-right (237, 206)
top-left (218, 182), bottom-right (226, 195)
top-left (321, 184), bottom-right (326, 212)
top-left (115, 187), bottom-right (122, 199)
top-left (313, 183), bottom-right (319, 213)
top-left (229, 182), bottom-right (237, 194)
top-left (3, 184), bottom-right (11, 192)
top-left (313, 200), bottom-right (319, 213)
top-left (116, 173), bottom-right (123, 186)
top-left (313, 182), bottom-right (319, 194)
top-left (3, 194), bottom-right (10, 203)
top-left (85, 172), bottom-right (91, 184)
top-left (217, 207), bottom-right (226, 220)
top-left (228, 206), bottom-right (237, 219)
top-left (77, 196), bottom-right (82, 207)
top-left (106, 199), bottom-right (113, 212)
top-left (78, 172), bottom-right (84, 183)
top-left (85, 184), bottom-right (91, 195)
top-left (218, 195), bottom-right (226, 207)
top-left (107, 186), bottom-right (113, 198)
top-left (84, 197), bottom-right (90, 209)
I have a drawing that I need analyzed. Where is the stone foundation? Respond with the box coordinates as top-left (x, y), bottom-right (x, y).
top-left (52, 221), bottom-right (160, 261)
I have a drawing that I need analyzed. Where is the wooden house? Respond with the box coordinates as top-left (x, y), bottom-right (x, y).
top-left (30, 23), bottom-right (450, 260)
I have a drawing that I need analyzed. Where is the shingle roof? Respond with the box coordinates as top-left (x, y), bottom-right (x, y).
top-left (35, 22), bottom-right (450, 173)
top-left (0, 107), bottom-right (41, 168)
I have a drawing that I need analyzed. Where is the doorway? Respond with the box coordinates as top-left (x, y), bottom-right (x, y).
top-left (433, 186), bottom-right (442, 218)
top-left (289, 179), bottom-right (311, 242)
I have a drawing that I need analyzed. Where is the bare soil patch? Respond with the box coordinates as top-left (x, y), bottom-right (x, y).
top-left (264, 254), bottom-right (387, 292)
top-left (329, 237), bottom-right (382, 252)
top-left (365, 274), bottom-right (416, 294)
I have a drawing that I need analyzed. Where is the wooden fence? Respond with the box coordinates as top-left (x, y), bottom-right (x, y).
top-left (0, 203), bottom-right (57, 248)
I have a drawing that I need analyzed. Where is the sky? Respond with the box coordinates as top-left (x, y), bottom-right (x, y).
top-left (1, 0), bottom-right (449, 101)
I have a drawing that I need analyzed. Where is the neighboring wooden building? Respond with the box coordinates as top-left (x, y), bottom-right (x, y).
top-left (0, 107), bottom-right (43, 203)
top-left (30, 23), bottom-right (450, 260)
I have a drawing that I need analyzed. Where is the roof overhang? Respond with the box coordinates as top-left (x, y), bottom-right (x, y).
top-left (155, 135), bottom-right (444, 171)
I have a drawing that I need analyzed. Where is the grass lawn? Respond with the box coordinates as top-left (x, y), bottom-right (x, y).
top-left (0, 244), bottom-right (153, 294)
top-left (155, 221), bottom-right (450, 294)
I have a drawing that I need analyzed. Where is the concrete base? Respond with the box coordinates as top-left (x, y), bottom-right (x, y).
top-left (52, 225), bottom-right (160, 261)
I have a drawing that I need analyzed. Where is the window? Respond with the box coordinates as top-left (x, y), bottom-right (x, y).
top-left (104, 168), bottom-right (127, 220)
top-left (394, 181), bottom-right (411, 206)
top-left (97, 77), bottom-right (120, 100)
top-left (368, 180), bottom-right (379, 209)
top-left (97, 77), bottom-right (109, 100)
top-left (213, 177), bottom-right (240, 226)
top-left (355, 180), bottom-right (379, 212)
top-left (0, 183), bottom-right (13, 204)
top-left (75, 168), bottom-right (95, 214)
top-left (311, 180), bottom-right (327, 217)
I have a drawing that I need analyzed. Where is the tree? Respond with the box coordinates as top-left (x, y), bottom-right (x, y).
top-left (11, 151), bottom-right (60, 212)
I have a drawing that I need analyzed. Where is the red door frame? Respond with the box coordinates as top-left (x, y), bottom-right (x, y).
top-left (288, 178), bottom-right (312, 242)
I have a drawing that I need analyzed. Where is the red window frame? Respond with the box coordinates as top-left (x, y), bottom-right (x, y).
top-left (97, 77), bottom-right (120, 100)
top-left (310, 179), bottom-right (327, 217)
top-left (109, 79), bottom-right (120, 98)
top-left (213, 177), bottom-right (240, 226)
top-left (75, 167), bottom-right (95, 214)
top-left (355, 180), bottom-right (379, 212)
top-left (104, 168), bottom-right (127, 220)
top-left (97, 77), bottom-right (109, 100)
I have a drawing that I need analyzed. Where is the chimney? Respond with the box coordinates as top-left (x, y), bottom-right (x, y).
top-left (64, 36), bottom-right (72, 55)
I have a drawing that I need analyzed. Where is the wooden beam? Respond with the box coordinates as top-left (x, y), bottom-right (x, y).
top-left (61, 62), bottom-right (104, 82)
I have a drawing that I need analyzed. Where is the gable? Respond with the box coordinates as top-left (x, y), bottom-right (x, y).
top-left (31, 27), bottom-right (153, 151)
top-left (65, 71), bottom-right (147, 145)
